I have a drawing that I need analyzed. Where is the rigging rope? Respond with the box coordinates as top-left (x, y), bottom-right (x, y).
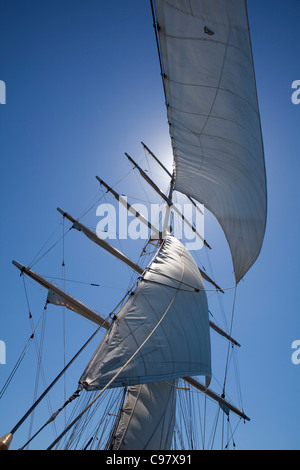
top-left (0, 335), bottom-right (33, 400)
top-left (0, 280), bottom-right (48, 400)
top-left (61, 216), bottom-right (67, 427)
top-left (26, 305), bottom-right (55, 449)
top-left (29, 227), bottom-right (73, 269)
top-left (10, 313), bottom-right (111, 438)
top-left (222, 286), bottom-right (238, 396)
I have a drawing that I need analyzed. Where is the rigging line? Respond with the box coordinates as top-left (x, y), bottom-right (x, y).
top-left (150, 0), bottom-right (167, 104)
top-left (175, 378), bottom-right (204, 449)
top-left (98, 391), bottom-right (125, 450)
top-left (64, 391), bottom-right (106, 451)
top-left (208, 309), bottom-right (226, 333)
top-left (87, 392), bottom-right (116, 440)
top-left (26, 307), bottom-right (53, 449)
top-left (107, 165), bottom-right (136, 193)
top-left (29, 227), bottom-right (73, 269)
top-left (135, 168), bottom-right (154, 205)
top-left (203, 247), bottom-right (229, 333)
top-left (22, 275), bottom-right (32, 318)
top-left (27, 280), bottom-right (54, 426)
top-left (30, 307), bottom-right (58, 440)
top-left (174, 423), bottom-right (185, 450)
top-left (76, 160), bottom-right (138, 223)
top-left (59, 391), bottom-right (96, 450)
top-left (10, 314), bottom-right (111, 437)
top-left (25, 286), bottom-right (56, 432)
top-left (0, 336), bottom-right (32, 400)
top-left (224, 416), bottom-right (242, 450)
top-left (19, 386), bottom-right (82, 450)
top-left (77, 189), bottom-right (104, 221)
top-left (196, 385), bottom-right (204, 450)
top-left (58, 391), bottom-right (89, 449)
top-left (28, 223), bottom-right (62, 269)
top-left (222, 286), bottom-right (238, 396)
top-left (209, 406), bottom-right (221, 450)
top-left (62, 216), bottom-right (67, 427)
top-left (102, 192), bottom-right (138, 293)
top-left (40, 275), bottom-right (101, 288)
top-left (47, 281), bottom-right (182, 450)
top-left (143, 144), bottom-right (154, 183)
top-left (0, 283), bottom-right (49, 400)
top-left (187, 382), bottom-right (194, 449)
top-left (122, 193), bottom-right (163, 205)
top-left (97, 417), bottom-right (110, 450)
top-left (221, 406), bottom-right (225, 450)
top-left (40, 274), bottom-right (128, 292)
top-left (105, 386), bottom-right (127, 450)
top-left (232, 348), bottom-right (244, 410)
top-left (177, 388), bottom-right (191, 449)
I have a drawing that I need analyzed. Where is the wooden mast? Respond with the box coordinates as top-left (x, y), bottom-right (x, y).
top-left (12, 261), bottom-right (107, 326)
top-left (56, 208), bottom-right (144, 275)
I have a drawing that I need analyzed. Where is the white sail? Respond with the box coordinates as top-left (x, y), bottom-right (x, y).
top-left (79, 236), bottom-right (211, 390)
top-left (111, 380), bottom-right (176, 450)
top-left (153, 0), bottom-right (267, 283)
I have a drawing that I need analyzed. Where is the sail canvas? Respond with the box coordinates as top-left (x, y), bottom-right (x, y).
top-left (80, 236), bottom-right (211, 390)
top-left (153, 0), bottom-right (267, 283)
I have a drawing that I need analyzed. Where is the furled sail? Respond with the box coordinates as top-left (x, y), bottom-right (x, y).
top-left (79, 236), bottom-right (211, 390)
top-left (110, 380), bottom-right (176, 450)
top-left (46, 288), bottom-right (105, 326)
top-left (153, 0), bottom-right (267, 283)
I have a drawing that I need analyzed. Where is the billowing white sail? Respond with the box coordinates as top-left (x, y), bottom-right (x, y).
top-left (153, 0), bottom-right (267, 283)
top-left (111, 380), bottom-right (176, 450)
top-left (79, 236), bottom-right (211, 390)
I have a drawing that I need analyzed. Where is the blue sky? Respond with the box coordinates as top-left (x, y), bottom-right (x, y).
top-left (0, 0), bottom-right (300, 450)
